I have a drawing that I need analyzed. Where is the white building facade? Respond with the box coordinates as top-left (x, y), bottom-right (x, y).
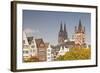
top-left (23, 32), bottom-right (38, 61)
top-left (47, 45), bottom-right (52, 62)
top-left (57, 46), bottom-right (69, 58)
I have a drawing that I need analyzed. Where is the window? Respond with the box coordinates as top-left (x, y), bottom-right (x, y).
top-left (23, 50), bottom-right (29, 54)
top-left (23, 45), bottom-right (29, 48)
top-left (48, 57), bottom-right (50, 59)
top-left (48, 49), bottom-right (50, 52)
top-left (31, 45), bottom-right (35, 48)
top-left (33, 49), bottom-right (36, 52)
top-left (48, 53), bottom-right (50, 56)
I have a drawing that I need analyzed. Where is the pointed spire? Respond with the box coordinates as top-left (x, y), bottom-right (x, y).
top-left (64, 23), bottom-right (68, 40)
top-left (64, 23), bottom-right (66, 32)
top-left (60, 21), bottom-right (63, 32)
top-left (78, 19), bottom-right (82, 32)
top-left (75, 26), bottom-right (77, 33)
top-left (84, 26), bottom-right (85, 33)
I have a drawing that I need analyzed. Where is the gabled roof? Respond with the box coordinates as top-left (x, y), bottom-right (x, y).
top-left (23, 32), bottom-right (29, 45)
top-left (27, 37), bottom-right (33, 45)
top-left (35, 39), bottom-right (45, 48)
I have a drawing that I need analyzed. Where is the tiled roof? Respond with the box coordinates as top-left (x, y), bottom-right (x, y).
top-left (27, 37), bottom-right (33, 45)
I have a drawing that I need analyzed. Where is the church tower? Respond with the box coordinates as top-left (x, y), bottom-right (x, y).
top-left (58, 22), bottom-right (68, 44)
top-left (74, 20), bottom-right (85, 45)
top-left (64, 23), bottom-right (68, 40)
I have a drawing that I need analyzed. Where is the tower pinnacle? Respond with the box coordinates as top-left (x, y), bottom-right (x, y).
top-left (60, 22), bottom-right (63, 32)
top-left (64, 23), bottom-right (66, 32)
top-left (78, 19), bottom-right (82, 32)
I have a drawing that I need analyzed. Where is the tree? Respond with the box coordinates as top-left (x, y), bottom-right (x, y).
top-left (56, 47), bottom-right (91, 61)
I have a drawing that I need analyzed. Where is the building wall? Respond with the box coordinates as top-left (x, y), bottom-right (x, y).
top-left (38, 48), bottom-right (47, 61)
top-left (74, 33), bottom-right (85, 45)
top-left (47, 45), bottom-right (52, 61)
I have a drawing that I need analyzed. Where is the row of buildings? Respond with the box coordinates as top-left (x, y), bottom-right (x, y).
top-left (23, 31), bottom-right (52, 62)
top-left (23, 20), bottom-right (89, 62)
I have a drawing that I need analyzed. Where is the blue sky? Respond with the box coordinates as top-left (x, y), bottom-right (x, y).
top-left (23, 10), bottom-right (91, 45)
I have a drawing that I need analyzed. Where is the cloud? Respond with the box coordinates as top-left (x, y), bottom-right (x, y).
top-left (24, 28), bottom-right (33, 33)
top-left (23, 28), bottom-right (40, 37)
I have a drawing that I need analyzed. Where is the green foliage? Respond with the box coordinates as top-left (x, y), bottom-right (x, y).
top-left (24, 56), bottom-right (39, 62)
top-left (56, 48), bottom-right (91, 61)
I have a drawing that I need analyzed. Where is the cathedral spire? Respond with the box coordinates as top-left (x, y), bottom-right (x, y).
top-left (78, 19), bottom-right (82, 32)
top-left (60, 22), bottom-right (63, 32)
top-left (64, 23), bottom-right (66, 32)
top-left (64, 23), bottom-right (68, 40)
top-left (84, 26), bottom-right (85, 33)
top-left (75, 26), bottom-right (77, 33)
top-left (58, 22), bottom-right (68, 44)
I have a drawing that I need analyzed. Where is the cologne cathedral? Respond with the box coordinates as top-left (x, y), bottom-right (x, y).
top-left (58, 22), bottom-right (68, 45)
top-left (58, 20), bottom-right (86, 46)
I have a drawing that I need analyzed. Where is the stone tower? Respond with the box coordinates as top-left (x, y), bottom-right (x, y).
top-left (74, 20), bottom-right (85, 45)
top-left (58, 22), bottom-right (68, 44)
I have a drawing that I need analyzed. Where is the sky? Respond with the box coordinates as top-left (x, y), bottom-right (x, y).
top-left (23, 10), bottom-right (91, 45)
